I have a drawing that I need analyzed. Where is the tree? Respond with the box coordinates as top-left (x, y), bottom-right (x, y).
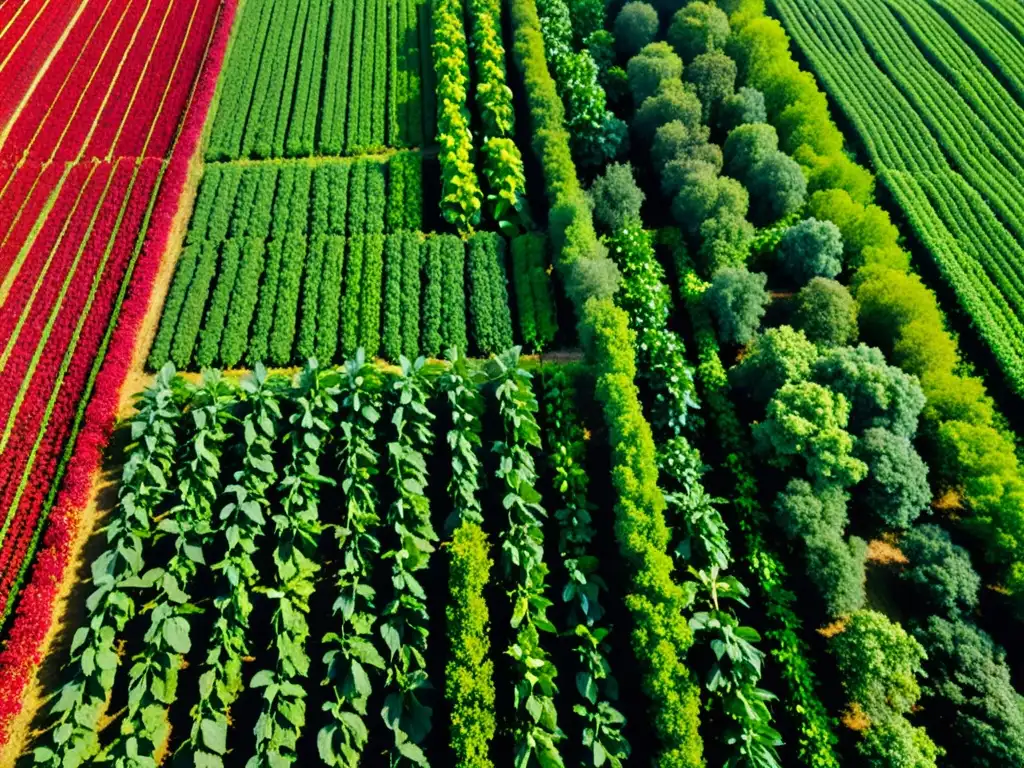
top-left (774, 479), bottom-right (849, 540)
top-left (831, 610), bottom-right (926, 722)
top-left (853, 428), bottom-right (931, 530)
top-left (730, 325), bottom-right (818, 405)
top-left (719, 87), bottom-right (767, 132)
top-left (683, 51), bottom-right (736, 122)
top-left (723, 123), bottom-right (779, 180)
top-left (671, 166), bottom-right (748, 234)
top-left (615, 2), bottom-right (660, 57)
top-left (568, 0), bottom-right (606, 43)
top-left (858, 716), bottom-right (941, 768)
top-left (653, 120), bottom-right (707, 169)
top-left (701, 268), bottom-right (769, 344)
top-left (588, 162), bottom-right (645, 232)
top-left (813, 344), bottom-right (926, 438)
top-left (776, 217), bottom-right (843, 283)
top-left (633, 79), bottom-right (703, 142)
top-left (697, 212), bottom-right (754, 274)
top-left (754, 381), bottom-right (868, 488)
top-left (667, 2), bottom-right (730, 62)
top-left (899, 525), bottom-right (980, 616)
top-left (915, 616), bottom-right (1024, 768)
top-left (627, 42), bottom-right (684, 106)
top-left (793, 277), bottom-right (858, 347)
top-left (746, 150), bottom-right (807, 225)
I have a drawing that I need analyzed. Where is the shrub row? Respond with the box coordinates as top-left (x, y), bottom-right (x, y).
top-left (432, 0), bottom-right (483, 234)
top-left (467, 232), bottom-right (515, 356)
top-left (381, 232), bottom-right (424, 361)
top-left (207, 0), bottom-right (427, 159)
top-left (510, 234), bottom-right (558, 351)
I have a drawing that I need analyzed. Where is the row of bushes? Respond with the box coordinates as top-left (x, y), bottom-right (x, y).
top-left (150, 232), bottom-right (524, 370)
top-left (432, 0), bottom-right (484, 234)
top-left (187, 157), bottom-right (421, 247)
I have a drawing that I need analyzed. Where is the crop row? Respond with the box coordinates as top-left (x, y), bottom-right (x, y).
top-left (184, 155), bottom-right (423, 246)
top-left (1, 0), bottom-right (220, 163)
top-left (30, 353), bottom-right (641, 766)
top-left (773, 0), bottom-right (1024, 392)
top-left (934, 0), bottom-right (1024, 104)
top-left (148, 229), bottom-right (527, 369)
top-left (206, 0), bottom-right (431, 161)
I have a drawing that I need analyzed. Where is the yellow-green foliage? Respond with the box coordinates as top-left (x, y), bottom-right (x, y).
top-left (445, 523), bottom-right (495, 768)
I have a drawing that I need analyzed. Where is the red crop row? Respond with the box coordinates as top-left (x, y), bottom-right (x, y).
top-left (0, 0), bottom-right (217, 164)
top-left (0, 0), bottom-right (237, 746)
top-left (0, 0), bottom-right (84, 129)
top-left (0, 163), bottom-right (64, 278)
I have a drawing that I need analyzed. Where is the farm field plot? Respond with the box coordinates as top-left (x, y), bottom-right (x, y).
top-left (205, 0), bottom-right (432, 160)
top-left (771, 0), bottom-right (1024, 393)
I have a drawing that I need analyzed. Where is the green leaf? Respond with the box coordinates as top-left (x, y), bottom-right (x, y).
top-left (163, 616), bottom-right (191, 654)
top-left (201, 718), bottom-right (228, 755)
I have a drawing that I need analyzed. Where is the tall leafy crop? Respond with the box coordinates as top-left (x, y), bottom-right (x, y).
top-left (359, 234), bottom-right (385, 357)
top-left (468, 233), bottom-right (514, 356)
top-left (171, 243), bottom-right (219, 369)
top-left (318, 351), bottom-right (385, 766)
top-left (383, 234), bottom-right (406, 362)
top-left (432, 0), bottom-right (484, 234)
top-left (342, 235), bottom-right (365, 357)
top-left (466, 0), bottom-right (527, 228)
top-left (510, 235), bottom-right (558, 352)
top-left (316, 236), bottom-right (347, 364)
top-left (221, 239), bottom-right (267, 368)
top-left (322, 0), bottom-right (355, 156)
top-left (248, 362), bottom-right (338, 767)
top-left (181, 366), bottom-right (281, 767)
top-left (401, 234), bottom-right (422, 359)
top-left (379, 356), bottom-right (438, 764)
top-left (32, 367), bottom-right (179, 767)
top-left (489, 349), bottom-right (565, 768)
top-left (149, 245), bottom-right (199, 370)
top-left (421, 240), bottom-right (443, 358)
top-left (542, 371), bottom-right (629, 768)
top-left (269, 237), bottom-right (308, 366)
top-left (440, 350), bottom-right (495, 767)
top-left (108, 371), bottom-right (237, 766)
top-left (249, 240), bottom-right (284, 366)
top-left (440, 236), bottom-right (468, 353)
top-left (197, 240), bottom-right (242, 368)
top-left (297, 237), bottom-right (327, 360)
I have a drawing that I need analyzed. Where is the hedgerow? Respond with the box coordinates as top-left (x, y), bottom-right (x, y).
top-left (196, 240), bottom-right (242, 368)
top-left (439, 235), bottom-right (469, 353)
top-left (401, 233), bottom-right (422, 359)
top-left (421, 239), bottom-right (444, 357)
top-left (511, 234), bottom-right (558, 351)
top-left (268, 237), bottom-right (307, 365)
top-left (383, 234), bottom-right (405, 362)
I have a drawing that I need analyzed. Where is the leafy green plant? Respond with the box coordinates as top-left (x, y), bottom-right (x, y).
top-left (180, 366), bottom-right (280, 767)
top-left (318, 351), bottom-right (385, 767)
top-left (379, 356), bottom-right (438, 764)
top-left (249, 362), bottom-right (337, 767)
top-left (32, 366), bottom-right (179, 767)
top-left (542, 371), bottom-right (629, 768)
top-left (221, 239), bottom-right (267, 368)
top-left (489, 349), bottom-right (565, 768)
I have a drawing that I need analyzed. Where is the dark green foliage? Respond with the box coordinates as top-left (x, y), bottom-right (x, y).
top-left (342, 235), bottom-right (365, 357)
top-left (627, 43), bottom-right (684, 106)
top-left (246, 166), bottom-right (279, 240)
top-left (683, 51), bottom-right (736, 122)
top-left (401, 234), bottom-right (421, 358)
top-left (149, 246), bottom-right (199, 370)
top-left (775, 479), bottom-right (867, 616)
top-left (365, 161), bottom-right (386, 234)
top-left (588, 162), bottom-right (645, 233)
top-left (227, 169), bottom-right (261, 239)
top-left (327, 163), bottom-right (350, 237)
top-left (702, 268), bottom-right (769, 344)
top-left (296, 237), bottom-right (326, 360)
top-left (186, 167), bottom-right (222, 245)
top-left (730, 325), bottom-right (819, 404)
top-left (568, 0), bottom-right (604, 42)
top-left (359, 234), bottom-right (385, 355)
top-left (671, 165), bottom-right (748, 236)
top-left (196, 240), bottom-right (242, 368)
top-left (719, 86), bottom-right (767, 132)
top-left (723, 123), bottom-right (779, 180)
top-left (467, 233), bottom-right (514, 355)
top-left (248, 239), bottom-right (284, 365)
top-left (853, 428), bottom-right (931, 531)
top-left (812, 344), bottom-right (926, 438)
top-left (914, 617), bottom-right (1024, 767)
top-left (321, 0), bottom-right (354, 155)
top-left (439, 235), bottom-right (468, 353)
top-left (777, 218), bottom-right (843, 283)
top-left (615, 2), bottom-right (659, 56)
top-left (271, 0), bottom-right (309, 157)
top-left (286, 0), bottom-right (330, 157)
top-left (287, 164), bottom-right (312, 237)
top-left (746, 151), bottom-right (806, 225)
top-left (696, 212), bottom-right (753, 273)
top-left (421, 239), bottom-right (443, 357)
top-left (668, 2), bottom-right (730, 62)
top-left (634, 79), bottom-right (705, 144)
top-left (511, 234), bottom-right (558, 351)
top-left (370, 0), bottom-right (388, 147)
top-left (269, 237), bottom-right (307, 365)
top-left (311, 166), bottom-right (332, 240)
top-left (653, 121), bottom-right (714, 172)
top-left (386, 154), bottom-right (408, 232)
top-left (348, 161), bottom-right (368, 235)
top-left (315, 236), bottom-right (346, 363)
top-left (221, 239), bottom-right (266, 368)
top-left (204, 166), bottom-right (243, 246)
top-left (382, 234), bottom-right (404, 362)
top-left (900, 525), bottom-right (980, 616)
top-left (171, 243), bottom-right (219, 369)
top-left (269, 167), bottom-right (296, 241)
top-left (792, 277), bottom-right (858, 346)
